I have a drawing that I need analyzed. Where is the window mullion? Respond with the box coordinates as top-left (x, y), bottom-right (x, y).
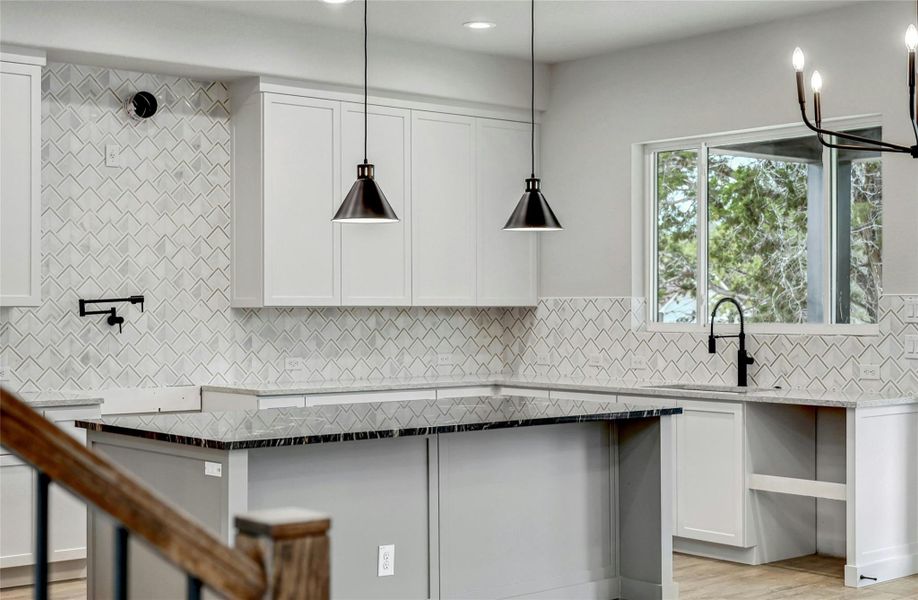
top-left (697, 143), bottom-right (709, 327)
top-left (824, 143), bottom-right (836, 324)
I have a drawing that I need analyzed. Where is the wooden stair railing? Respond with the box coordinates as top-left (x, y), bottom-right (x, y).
top-left (0, 388), bottom-right (330, 600)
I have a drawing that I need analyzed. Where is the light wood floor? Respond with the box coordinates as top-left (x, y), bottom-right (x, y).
top-left (2, 554), bottom-right (916, 599)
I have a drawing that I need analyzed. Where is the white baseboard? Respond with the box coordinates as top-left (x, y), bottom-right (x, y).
top-left (510, 576), bottom-right (621, 599)
top-left (0, 558), bottom-right (85, 588)
top-left (845, 551), bottom-right (918, 588)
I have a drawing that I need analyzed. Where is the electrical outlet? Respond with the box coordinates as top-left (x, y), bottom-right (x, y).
top-left (285, 358), bottom-right (305, 372)
top-left (536, 353), bottom-right (550, 367)
top-left (0, 363), bottom-right (8, 382)
top-left (906, 297), bottom-right (918, 324)
top-left (105, 144), bottom-right (122, 167)
top-left (204, 461), bottom-right (222, 478)
top-left (858, 364), bottom-right (881, 380)
top-left (377, 544), bottom-right (394, 577)
top-left (631, 355), bottom-right (648, 370)
top-left (588, 354), bottom-right (604, 368)
top-left (437, 353), bottom-right (453, 367)
top-left (904, 335), bottom-right (918, 360)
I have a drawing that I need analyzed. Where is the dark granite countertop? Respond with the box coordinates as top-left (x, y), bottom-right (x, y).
top-left (76, 395), bottom-right (681, 450)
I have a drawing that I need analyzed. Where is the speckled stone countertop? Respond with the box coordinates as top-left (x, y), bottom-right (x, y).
top-left (15, 391), bottom-right (104, 409)
top-left (76, 395), bottom-right (681, 450)
top-left (201, 374), bottom-right (916, 409)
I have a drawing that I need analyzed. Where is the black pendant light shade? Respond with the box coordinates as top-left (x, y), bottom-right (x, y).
top-left (332, 0), bottom-right (400, 223)
top-left (504, 0), bottom-right (562, 231)
top-left (333, 163), bottom-right (398, 222)
top-left (503, 177), bottom-right (562, 231)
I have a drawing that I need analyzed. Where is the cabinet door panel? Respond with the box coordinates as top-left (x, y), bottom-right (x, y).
top-left (476, 119), bottom-right (537, 306)
top-left (411, 111), bottom-right (476, 305)
top-left (675, 400), bottom-right (746, 546)
top-left (263, 95), bottom-right (340, 306)
top-left (0, 457), bottom-right (34, 567)
top-left (341, 103), bottom-right (411, 305)
top-left (0, 62), bottom-right (41, 306)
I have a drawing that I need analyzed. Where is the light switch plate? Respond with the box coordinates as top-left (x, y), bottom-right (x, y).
top-left (905, 297), bottom-right (918, 324)
top-left (904, 335), bottom-right (918, 360)
top-left (204, 461), bottom-right (222, 477)
top-left (285, 358), bottom-right (306, 372)
top-left (858, 364), bottom-right (881, 380)
top-left (377, 544), bottom-right (394, 577)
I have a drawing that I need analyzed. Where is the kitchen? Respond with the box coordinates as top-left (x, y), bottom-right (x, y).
top-left (1, 1), bottom-right (917, 599)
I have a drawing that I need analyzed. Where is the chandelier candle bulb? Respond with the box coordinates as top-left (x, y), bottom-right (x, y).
top-left (906, 24), bottom-right (918, 51)
top-left (792, 47), bottom-right (805, 72)
top-left (811, 70), bottom-right (822, 94)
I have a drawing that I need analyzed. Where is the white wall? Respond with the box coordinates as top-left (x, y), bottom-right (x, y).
top-left (540, 1), bottom-right (918, 297)
top-left (0, 0), bottom-right (548, 112)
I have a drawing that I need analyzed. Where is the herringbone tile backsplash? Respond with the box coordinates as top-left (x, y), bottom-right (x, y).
top-left (0, 63), bottom-right (914, 397)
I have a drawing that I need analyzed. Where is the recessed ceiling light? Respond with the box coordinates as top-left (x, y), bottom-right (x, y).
top-left (463, 21), bottom-right (496, 30)
top-left (321, 0), bottom-right (353, 4)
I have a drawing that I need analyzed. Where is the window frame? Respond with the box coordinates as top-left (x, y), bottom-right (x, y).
top-left (641, 115), bottom-right (882, 336)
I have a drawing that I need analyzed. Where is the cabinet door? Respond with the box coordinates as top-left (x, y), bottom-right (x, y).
top-left (675, 399), bottom-right (746, 546)
top-left (44, 417), bottom-right (89, 563)
top-left (411, 111), bottom-right (476, 305)
top-left (0, 61), bottom-right (41, 306)
top-left (340, 103), bottom-right (411, 305)
top-left (0, 456), bottom-right (34, 568)
top-left (263, 94), bottom-right (341, 306)
top-left (476, 119), bottom-right (537, 306)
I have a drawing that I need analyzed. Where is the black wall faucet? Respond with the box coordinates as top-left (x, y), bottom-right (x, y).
top-left (78, 295), bottom-right (144, 334)
top-left (708, 297), bottom-right (755, 387)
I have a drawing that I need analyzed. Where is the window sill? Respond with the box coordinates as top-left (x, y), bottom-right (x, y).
top-left (644, 322), bottom-right (881, 337)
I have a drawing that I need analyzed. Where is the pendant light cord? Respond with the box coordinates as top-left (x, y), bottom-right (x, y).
top-left (364, 0), bottom-right (368, 164)
top-left (530, 0), bottom-right (535, 178)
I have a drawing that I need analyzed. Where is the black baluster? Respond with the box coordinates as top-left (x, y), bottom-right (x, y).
top-left (187, 575), bottom-right (202, 600)
top-left (114, 525), bottom-right (129, 600)
top-left (34, 471), bottom-right (50, 600)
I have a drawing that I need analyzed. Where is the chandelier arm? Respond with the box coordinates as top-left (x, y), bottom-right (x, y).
top-left (799, 103), bottom-right (912, 151)
top-left (816, 131), bottom-right (907, 153)
top-left (910, 75), bottom-right (918, 144)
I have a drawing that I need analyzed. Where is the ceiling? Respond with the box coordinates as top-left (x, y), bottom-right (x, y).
top-left (183, 0), bottom-right (859, 64)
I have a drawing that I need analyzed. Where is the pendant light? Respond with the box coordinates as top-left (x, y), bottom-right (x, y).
top-left (503, 0), bottom-right (562, 231)
top-left (333, 0), bottom-right (399, 222)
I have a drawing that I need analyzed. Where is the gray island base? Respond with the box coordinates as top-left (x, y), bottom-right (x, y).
top-left (80, 396), bottom-right (682, 600)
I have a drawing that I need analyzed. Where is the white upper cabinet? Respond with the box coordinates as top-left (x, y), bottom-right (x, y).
top-left (0, 53), bottom-right (44, 307)
top-left (340, 103), bottom-right (411, 306)
top-left (411, 111), bottom-right (477, 306)
top-left (230, 80), bottom-right (539, 308)
top-left (475, 119), bottom-right (538, 306)
top-left (263, 94), bottom-right (341, 306)
top-left (231, 88), bottom-right (341, 307)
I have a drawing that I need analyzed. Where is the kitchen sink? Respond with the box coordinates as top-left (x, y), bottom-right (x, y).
top-left (646, 383), bottom-right (766, 394)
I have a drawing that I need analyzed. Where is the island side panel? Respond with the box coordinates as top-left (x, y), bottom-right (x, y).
top-left (246, 435), bottom-right (431, 600)
top-left (86, 432), bottom-right (236, 600)
top-left (618, 415), bottom-right (676, 600)
top-left (437, 422), bottom-right (616, 600)
top-left (846, 404), bottom-right (918, 587)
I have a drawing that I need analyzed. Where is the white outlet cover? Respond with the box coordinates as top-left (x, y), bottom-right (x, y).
top-left (378, 544), bottom-right (394, 577)
top-left (858, 364), bottom-right (881, 380)
top-left (437, 354), bottom-right (452, 367)
top-left (284, 358), bottom-right (304, 371)
top-left (0, 364), bottom-right (8, 382)
top-left (632, 356), bottom-right (648, 370)
top-left (204, 461), bottom-right (222, 477)
top-left (904, 335), bottom-right (918, 360)
top-left (906, 297), bottom-right (918, 324)
top-left (536, 353), bottom-right (550, 366)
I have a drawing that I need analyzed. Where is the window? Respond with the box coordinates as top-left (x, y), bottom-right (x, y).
top-left (649, 121), bottom-right (882, 330)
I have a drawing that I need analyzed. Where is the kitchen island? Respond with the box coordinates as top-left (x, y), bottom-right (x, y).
top-left (79, 395), bottom-right (681, 600)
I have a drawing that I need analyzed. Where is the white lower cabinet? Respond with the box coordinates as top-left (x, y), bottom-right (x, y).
top-left (675, 399), bottom-right (748, 547)
top-left (0, 405), bottom-right (99, 583)
top-left (0, 456), bottom-right (34, 568)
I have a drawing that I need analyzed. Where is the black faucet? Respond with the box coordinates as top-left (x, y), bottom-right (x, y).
top-left (708, 297), bottom-right (755, 387)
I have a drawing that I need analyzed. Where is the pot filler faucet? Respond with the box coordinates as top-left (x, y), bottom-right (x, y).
top-left (708, 297), bottom-right (755, 387)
